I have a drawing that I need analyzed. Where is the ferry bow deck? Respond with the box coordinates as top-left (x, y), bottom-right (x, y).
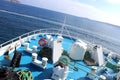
top-left (0, 29), bottom-right (119, 80)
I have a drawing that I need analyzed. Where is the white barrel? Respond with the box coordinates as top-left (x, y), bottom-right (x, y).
top-left (27, 37), bottom-right (31, 42)
top-left (32, 53), bottom-right (38, 61)
top-left (24, 43), bottom-right (29, 50)
top-left (91, 66), bottom-right (97, 73)
top-left (32, 46), bottom-right (37, 52)
top-left (42, 57), bottom-right (48, 67)
top-left (57, 35), bottom-right (63, 42)
top-left (32, 36), bottom-right (36, 40)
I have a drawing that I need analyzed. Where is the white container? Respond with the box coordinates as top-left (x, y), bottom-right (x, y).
top-left (69, 41), bottom-right (87, 60)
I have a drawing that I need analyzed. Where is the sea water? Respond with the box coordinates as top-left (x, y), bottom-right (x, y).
top-left (0, 0), bottom-right (120, 53)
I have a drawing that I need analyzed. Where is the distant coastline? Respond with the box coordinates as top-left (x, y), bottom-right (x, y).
top-left (6, 0), bottom-right (20, 3)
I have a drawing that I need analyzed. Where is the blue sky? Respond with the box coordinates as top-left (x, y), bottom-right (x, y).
top-left (78, 0), bottom-right (120, 19)
top-left (19, 0), bottom-right (120, 26)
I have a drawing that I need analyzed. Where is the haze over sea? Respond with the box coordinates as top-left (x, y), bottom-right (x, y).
top-left (0, 0), bottom-right (120, 53)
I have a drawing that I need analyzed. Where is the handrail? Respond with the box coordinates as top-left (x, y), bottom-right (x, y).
top-left (0, 28), bottom-right (59, 47)
top-left (0, 28), bottom-right (120, 57)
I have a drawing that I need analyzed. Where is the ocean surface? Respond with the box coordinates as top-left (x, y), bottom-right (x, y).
top-left (0, 0), bottom-right (120, 53)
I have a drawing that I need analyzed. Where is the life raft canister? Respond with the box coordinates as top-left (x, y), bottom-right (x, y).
top-left (38, 38), bottom-right (47, 46)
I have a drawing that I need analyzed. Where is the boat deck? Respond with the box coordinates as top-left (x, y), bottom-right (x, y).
top-left (0, 35), bottom-right (117, 80)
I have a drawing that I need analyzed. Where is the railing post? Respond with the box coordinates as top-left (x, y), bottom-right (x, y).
top-left (27, 33), bottom-right (29, 37)
top-left (39, 29), bottom-right (41, 34)
top-left (12, 39), bottom-right (13, 43)
top-left (34, 31), bottom-right (35, 35)
top-left (45, 29), bottom-right (47, 34)
top-left (0, 44), bottom-right (2, 49)
top-left (19, 36), bottom-right (21, 40)
top-left (11, 40), bottom-right (13, 45)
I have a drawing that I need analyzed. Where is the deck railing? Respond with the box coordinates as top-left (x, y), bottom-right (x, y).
top-left (0, 28), bottom-right (58, 48)
top-left (0, 28), bottom-right (120, 58)
top-left (0, 27), bottom-right (79, 48)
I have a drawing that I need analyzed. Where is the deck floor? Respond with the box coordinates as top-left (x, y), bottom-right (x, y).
top-left (0, 35), bottom-right (117, 80)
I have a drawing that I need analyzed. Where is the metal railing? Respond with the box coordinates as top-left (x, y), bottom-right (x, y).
top-left (0, 28), bottom-right (117, 46)
top-left (0, 28), bottom-right (58, 48)
top-left (0, 27), bottom-right (120, 58)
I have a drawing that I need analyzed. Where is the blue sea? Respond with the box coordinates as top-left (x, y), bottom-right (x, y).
top-left (0, 0), bottom-right (120, 53)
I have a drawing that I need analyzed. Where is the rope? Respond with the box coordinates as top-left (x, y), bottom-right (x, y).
top-left (69, 62), bottom-right (99, 78)
top-left (17, 70), bottom-right (33, 80)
